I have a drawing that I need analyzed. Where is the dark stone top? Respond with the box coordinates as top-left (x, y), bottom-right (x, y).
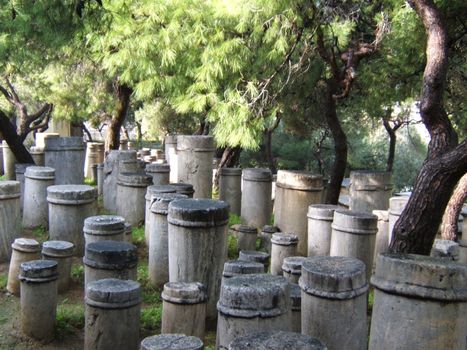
top-left (177, 135), bottom-right (214, 152)
top-left (238, 250), bottom-right (270, 265)
top-left (228, 331), bottom-right (326, 350)
top-left (84, 241), bottom-right (138, 270)
top-left (150, 193), bottom-right (188, 214)
top-left (230, 224), bottom-right (257, 234)
top-left (83, 215), bottom-right (126, 235)
top-left (219, 167), bottom-right (242, 176)
top-left (349, 170), bottom-right (393, 191)
top-left (289, 283), bottom-right (301, 311)
top-left (44, 136), bottom-right (84, 151)
top-left (223, 260), bottom-right (265, 277)
top-left (242, 168), bottom-right (272, 182)
top-left (47, 185), bottom-right (96, 204)
top-left (85, 278), bottom-right (141, 309)
top-left (389, 196), bottom-right (409, 216)
top-left (261, 225), bottom-right (280, 234)
top-left (12, 238), bottom-right (40, 253)
top-left (169, 183), bottom-right (195, 197)
top-left (117, 172), bottom-right (153, 187)
top-left (168, 199), bottom-right (229, 227)
top-left (331, 209), bottom-right (378, 235)
top-left (371, 253), bottom-right (467, 301)
top-left (42, 240), bottom-right (74, 257)
top-left (161, 282), bottom-right (207, 304)
top-left (307, 204), bottom-right (340, 221)
top-left (145, 184), bottom-right (177, 200)
top-left (20, 259), bottom-right (58, 282)
top-left (282, 256), bottom-right (308, 275)
top-left (0, 180), bottom-right (20, 199)
top-left (300, 256), bottom-right (368, 300)
top-left (25, 166), bottom-right (55, 180)
top-left (14, 163), bottom-right (35, 175)
top-left (276, 170), bottom-right (323, 191)
top-left (141, 334), bottom-right (204, 350)
top-left (146, 163), bottom-right (170, 173)
top-left (271, 233), bottom-right (299, 246)
top-left (217, 274), bottom-right (290, 318)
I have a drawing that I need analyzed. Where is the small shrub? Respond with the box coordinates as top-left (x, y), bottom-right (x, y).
top-left (71, 264), bottom-right (84, 283)
top-left (32, 225), bottom-right (49, 242)
top-left (140, 305), bottom-right (163, 330)
top-left (132, 226), bottom-right (145, 246)
top-left (0, 273), bottom-right (7, 292)
top-left (55, 300), bottom-right (85, 337)
top-left (227, 234), bottom-right (238, 260)
top-left (228, 214), bottom-right (241, 226)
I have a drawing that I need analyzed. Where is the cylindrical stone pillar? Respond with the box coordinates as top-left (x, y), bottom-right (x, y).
top-left (388, 196), bottom-right (409, 244)
top-left (29, 146), bottom-right (45, 166)
top-left (170, 182), bottom-right (195, 198)
top-left (44, 136), bottom-right (85, 185)
top-left (146, 163), bottom-right (170, 186)
top-left (271, 233), bottom-right (298, 275)
top-left (349, 170), bottom-right (393, 213)
top-left (289, 283), bottom-right (302, 333)
top-left (258, 225), bottom-right (279, 254)
top-left (165, 135), bottom-right (178, 183)
top-left (161, 282), bottom-right (207, 340)
top-left (282, 256), bottom-right (307, 284)
top-left (307, 204), bottom-right (339, 257)
top-left (41, 240), bottom-right (74, 293)
top-left (372, 210), bottom-right (389, 268)
top-left (0, 141), bottom-right (3, 175)
top-left (228, 331), bottom-right (326, 350)
top-left (7, 238), bottom-right (41, 295)
top-left (219, 168), bottom-right (242, 216)
top-left (85, 278), bottom-right (141, 350)
top-left (124, 222), bottom-right (132, 243)
top-left (240, 168), bottom-right (272, 229)
top-left (97, 163), bottom-right (104, 195)
top-left (84, 142), bottom-right (105, 179)
top-left (2, 140), bottom-right (16, 180)
top-left (116, 172), bottom-right (152, 226)
top-left (459, 239), bottom-right (467, 264)
top-left (168, 198), bottom-right (229, 325)
top-left (300, 256), bottom-right (368, 350)
top-left (19, 260), bottom-right (58, 342)
top-left (0, 180), bottom-right (21, 262)
top-left (119, 139), bottom-right (129, 150)
top-left (329, 209), bottom-right (377, 280)
top-left (145, 184), bottom-right (177, 245)
top-left (238, 250), bottom-right (270, 272)
top-left (47, 185), bottom-right (97, 256)
top-left (34, 132), bottom-right (59, 149)
top-left (230, 224), bottom-right (257, 252)
top-left (141, 334), bottom-right (204, 350)
top-left (216, 274), bottom-right (291, 349)
top-left (177, 135), bottom-right (215, 199)
top-left (430, 239), bottom-right (459, 260)
top-left (83, 240), bottom-right (138, 288)
top-left (274, 171), bottom-right (323, 256)
top-left (83, 215), bottom-right (125, 245)
top-left (23, 166), bottom-right (55, 229)
top-left (15, 163), bottom-right (34, 210)
top-left (370, 253), bottom-right (467, 349)
top-left (221, 259), bottom-right (264, 286)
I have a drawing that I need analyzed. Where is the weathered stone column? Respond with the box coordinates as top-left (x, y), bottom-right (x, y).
top-left (165, 135), bottom-right (178, 183)
top-left (219, 168), bottom-right (242, 215)
top-left (168, 198), bottom-right (229, 325)
top-left (84, 142), bottom-right (105, 179)
top-left (258, 225), bottom-right (279, 254)
top-left (41, 240), bottom-right (74, 293)
top-left (0, 180), bottom-right (21, 262)
top-left (2, 140), bottom-right (16, 180)
top-left (240, 168), bottom-right (272, 229)
top-left (29, 146), bottom-right (45, 166)
top-left (329, 209), bottom-right (377, 280)
top-left (300, 256), bottom-right (368, 350)
top-left (20, 260), bottom-right (58, 342)
top-left (458, 239), bottom-right (467, 263)
top-left (228, 331), bottom-right (326, 350)
top-left (97, 163), bottom-right (104, 195)
top-left (370, 253), bottom-right (467, 349)
top-left (372, 210), bottom-right (389, 268)
top-left (282, 256), bottom-right (307, 284)
top-left (271, 233), bottom-right (298, 275)
top-left (83, 215), bottom-right (125, 245)
top-left (85, 278), bottom-right (141, 350)
top-left (83, 240), bottom-right (138, 287)
top-left (44, 137), bottom-right (85, 184)
top-left (170, 182), bottom-right (195, 197)
top-left (229, 224), bottom-right (257, 252)
top-left (23, 166), bottom-right (55, 229)
top-left (274, 171), bottom-right (323, 256)
top-left (141, 334), bottom-right (204, 350)
top-left (177, 135), bottom-right (215, 199)
top-left (238, 250), bottom-right (270, 272)
top-left (0, 141), bottom-right (3, 175)
top-left (349, 170), bottom-right (393, 213)
top-left (116, 172), bottom-right (152, 226)
top-left (124, 222), bottom-right (132, 243)
top-left (289, 283), bottom-right (302, 333)
top-left (221, 260), bottom-right (264, 286)
top-left (216, 274), bottom-right (291, 349)
top-left (146, 163), bottom-right (170, 186)
top-left (307, 204), bottom-right (339, 257)
top-left (48, 185), bottom-right (97, 256)
top-left (161, 282), bottom-right (207, 340)
top-left (119, 139), bottom-right (129, 150)
top-left (145, 184), bottom-right (177, 245)
top-left (35, 132), bottom-right (59, 149)
top-left (388, 196), bottom-right (409, 244)
top-left (15, 163), bottom-right (34, 209)
top-left (148, 192), bottom-right (187, 288)
top-left (430, 239), bottom-right (459, 260)
top-left (7, 238), bottom-right (41, 295)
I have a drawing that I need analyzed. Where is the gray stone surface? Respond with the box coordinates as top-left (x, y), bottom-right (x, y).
top-left (349, 170), bottom-right (393, 213)
top-left (372, 209), bottom-right (389, 269)
top-left (41, 240), bottom-right (74, 293)
top-left (222, 260), bottom-right (265, 278)
top-left (289, 283), bottom-right (302, 333)
top-left (29, 147), bottom-right (45, 166)
top-left (97, 163), bottom-right (104, 195)
top-left (307, 204), bottom-right (339, 257)
top-left (170, 182), bottom-right (195, 197)
top-left (15, 163), bottom-right (34, 210)
top-left (240, 168), bottom-right (272, 229)
top-left (0, 180), bottom-right (21, 262)
top-left (141, 334), bottom-right (204, 350)
top-left (23, 166), bottom-right (55, 228)
top-left (146, 163), bottom-right (170, 186)
top-left (44, 137), bottom-right (85, 185)
top-left (7, 238), bottom-right (41, 295)
top-left (271, 233), bottom-right (298, 276)
top-left (116, 172), bottom-right (152, 226)
top-left (430, 239), bottom-right (459, 260)
top-left (124, 222), bottom-right (132, 243)
top-left (83, 215), bottom-right (125, 245)
top-left (165, 135), bottom-right (178, 183)
top-left (229, 224), bottom-right (257, 253)
top-left (459, 239), bottom-right (467, 263)
top-left (2, 140), bottom-right (16, 180)
top-left (388, 196), bottom-right (409, 244)
top-left (282, 256), bottom-right (308, 284)
top-left (219, 167), bottom-right (242, 216)
top-left (228, 331), bottom-right (325, 350)
top-left (258, 225), bottom-right (279, 254)
top-left (84, 142), bottom-right (104, 179)
top-left (238, 250), bottom-right (270, 272)
top-left (0, 141), bottom-right (3, 175)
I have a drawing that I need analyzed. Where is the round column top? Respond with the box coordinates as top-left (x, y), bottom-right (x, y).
top-left (331, 209), bottom-right (378, 235)
top-left (117, 172), bottom-right (153, 187)
top-left (20, 260), bottom-right (58, 282)
top-left (146, 184), bottom-right (177, 200)
top-left (0, 180), bottom-right (20, 199)
top-left (25, 166), bottom-right (55, 180)
top-left (141, 334), bottom-right (204, 350)
top-left (242, 168), bottom-right (272, 182)
top-left (261, 225), bottom-right (280, 234)
top-left (282, 256), bottom-right (308, 275)
top-left (176, 135), bottom-right (214, 151)
top-left (238, 250), bottom-right (270, 264)
top-left (168, 199), bottom-right (229, 227)
top-left (389, 196), bottom-right (410, 215)
top-left (150, 193), bottom-right (188, 214)
top-left (349, 170), bottom-right (393, 191)
top-left (42, 240), bottom-right (74, 257)
top-left (307, 204), bottom-right (340, 221)
top-left (161, 282), bottom-right (207, 304)
top-left (271, 233), bottom-right (299, 246)
top-left (14, 163), bottom-right (35, 174)
top-left (44, 136), bottom-right (84, 151)
top-left (223, 260), bottom-right (265, 278)
top-left (83, 215), bottom-right (126, 235)
top-left (84, 240), bottom-right (138, 270)
top-left (228, 331), bottom-right (326, 350)
top-left (47, 185), bottom-right (96, 204)
top-left (169, 182), bottom-right (195, 196)
top-left (276, 170), bottom-right (323, 191)
top-left (146, 163), bottom-right (170, 173)
top-left (230, 224), bottom-right (257, 234)
top-left (219, 167), bottom-right (242, 176)
top-left (85, 278), bottom-right (141, 309)
top-left (12, 238), bottom-right (41, 253)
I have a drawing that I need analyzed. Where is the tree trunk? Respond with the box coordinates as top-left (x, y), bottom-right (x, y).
top-left (383, 119), bottom-right (397, 172)
top-left (106, 84), bottom-right (132, 151)
top-left (440, 173), bottom-right (467, 241)
top-left (265, 129), bottom-right (276, 174)
top-left (213, 146), bottom-right (242, 188)
top-left (0, 110), bottom-right (35, 164)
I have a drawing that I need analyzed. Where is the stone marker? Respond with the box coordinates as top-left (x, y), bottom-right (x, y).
top-left (84, 142), bottom-right (105, 179)
top-left (146, 163), bottom-right (170, 186)
top-left (230, 224), bottom-right (257, 252)
top-left (238, 250), bottom-right (270, 272)
top-left (289, 283), bottom-right (302, 333)
top-left (29, 146), bottom-right (45, 166)
top-left (349, 170), bottom-right (393, 213)
top-left (19, 260), bottom-right (58, 342)
top-left (372, 209), bottom-right (389, 268)
top-left (271, 233), bottom-right (299, 275)
top-left (141, 334), bottom-right (204, 350)
top-left (370, 253), bottom-right (467, 349)
top-left (222, 259), bottom-right (265, 286)
top-left (170, 182), bottom-right (195, 197)
top-left (85, 278), bottom-right (141, 350)
top-left (44, 136), bottom-right (85, 184)
top-left (2, 140), bottom-right (16, 180)
top-left (41, 240), bottom-right (74, 293)
top-left (165, 135), bottom-right (178, 183)
top-left (7, 238), bottom-right (41, 295)
top-left (0, 180), bottom-right (21, 262)
top-left (216, 274), bottom-right (291, 349)
top-left (48, 185), bottom-right (97, 256)
top-left (124, 222), bottom-right (132, 243)
top-left (97, 163), bottom-right (104, 195)
top-left (15, 163), bottom-right (34, 210)
top-left (258, 225), bottom-right (279, 254)
top-left (430, 239), bottom-right (459, 260)
top-left (282, 256), bottom-right (308, 284)
top-left (116, 172), bottom-right (152, 226)
top-left (83, 215), bottom-right (125, 245)
top-left (307, 204), bottom-right (339, 257)
top-left (388, 196), bottom-right (409, 244)
top-left (168, 198), bottom-right (229, 325)
top-left (161, 282), bottom-right (207, 340)
top-left (300, 256), bottom-right (368, 350)
top-left (219, 167), bottom-right (242, 216)
top-left (274, 171), bottom-right (323, 256)
top-left (23, 166), bottom-right (55, 229)
top-left (240, 168), bottom-right (272, 229)
top-left (228, 331), bottom-right (326, 350)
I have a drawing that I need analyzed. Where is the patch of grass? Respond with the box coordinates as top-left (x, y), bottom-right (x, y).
top-left (0, 273), bottom-right (7, 292)
top-left (0, 175), bottom-right (5, 181)
top-left (32, 225), bottom-right (49, 242)
top-left (140, 305), bottom-right (163, 330)
top-left (71, 264), bottom-right (84, 283)
top-left (137, 263), bottom-right (149, 286)
top-left (55, 300), bottom-right (85, 338)
top-left (204, 331), bottom-right (216, 348)
top-left (228, 214), bottom-right (241, 226)
top-left (84, 177), bottom-right (96, 186)
top-left (368, 289), bottom-right (374, 316)
top-left (227, 234), bottom-right (239, 260)
top-left (132, 225), bottom-right (145, 246)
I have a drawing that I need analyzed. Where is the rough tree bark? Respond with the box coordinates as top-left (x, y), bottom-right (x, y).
top-left (389, 0), bottom-right (467, 254)
top-left (382, 118), bottom-right (403, 172)
top-left (106, 83), bottom-right (132, 151)
top-left (440, 173), bottom-right (467, 241)
top-left (0, 110), bottom-right (35, 163)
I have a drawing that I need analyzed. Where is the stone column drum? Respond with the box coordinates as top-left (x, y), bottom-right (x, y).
top-left (329, 209), bottom-right (377, 280)
top-left (274, 171), bottom-right (323, 256)
top-left (19, 260), bottom-right (58, 342)
top-left (161, 282), bottom-right (207, 340)
top-left (282, 256), bottom-right (308, 284)
top-left (300, 256), bottom-right (368, 350)
top-left (35, 132), bottom-right (59, 149)
top-left (388, 196), bottom-right (409, 244)
top-left (230, 224), bottom-right (257, 252)
top-left (83, 240), bottom-right (138, 287)
top-left (289, 283), bottom-right (302, 333)
top-left (216, 274), bottom-right (291, 350)
top-left (85, 278), bottom-right (141, 350)
top-left (84, 142), bottom-right (104, 179)
top-left (29, 146), bottom-right (45, 166)
top-left (165, 135), bottom-right (178, 183)
top-left (240, 168), bottom-right (272, 229)
top-left (270, 233), bottom-right (298, 275)
top-left (124, 222), bottom-right (132, 243)
top-left (23, 166), bottom-right (55, 229)
top-left (97, 163), bottom-right (104, 195)
top-left (0, 181), bottom-right (21, 262)
top-left (370, 253), bottom-right (467, 349)
top-left (228, 331), bottom-right (326, 350)
top-left (177, 135), bottom-right (215, 199)
top-left (168, 198), bottom-right (229, 324)
top-left (307, 204), bottom-right (339, 257)
top-left (83, 215), bottom-right (125, 245)
top-left (170, 182), bottom-right (195, 197)
top-left (219, 167), bottom-right (242, 215)
top-left (458, 240), bottom-right (467, 263)
top-left (141, 334), bottom-right (204, 350)
top-left (47, 185), bottom-right (97, 256)
top-left (222, 260), bottom-right (265, 286)
top-left (15, 163), bottom-right (34, 210)
top-left (148, 192), bottom-right (187, 288)
top-left (2, 140), bottom-right (16, 180)
top-left (238, 250), bottom-right (270, 272)
top-left (44, 136), bottom-right (85, 185)
top-left (116, 172), bottom-right (152, 226)
top-left (372, 210), bottom-right (389, 267)
top-left (258, 225), bottom-right (279, 254)
top-left (41, 240), bottom-right (74, 293)
top-left (145, 184), bottom-right (177, 245)
top-left (146, 163), bottom-right (170, 185)
top-left (7, 238), bottom-right (41, 295)
top-left (349, 170), bottom-right (393, 213)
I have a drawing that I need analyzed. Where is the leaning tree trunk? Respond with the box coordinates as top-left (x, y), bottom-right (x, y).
top-left (264, 129), bottom-right (276, 174)
top-left (382, 119), bottom-right (398, 172)
top-left (213, 146), bottom-right (242, 188)
top-left (440, 173), bottom-right (467, 241)
top-left (0, 110), bottom-right (34, 164)
top-left (106, 84), bottom-right (132, 151)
